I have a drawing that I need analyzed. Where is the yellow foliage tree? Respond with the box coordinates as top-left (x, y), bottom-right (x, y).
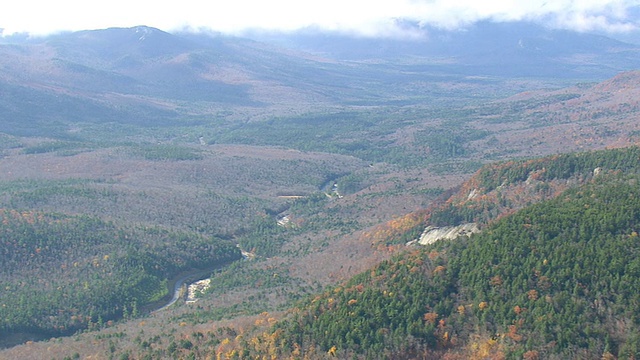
top-left (328, 345), bottom-right (337, 357)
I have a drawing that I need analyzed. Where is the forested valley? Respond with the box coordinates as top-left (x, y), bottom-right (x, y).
top-left (65, 146), bottom-right (640, 360)
top-left (2, 25), bottom-right (640, 360)
top-left (5, 141), bottom-right (640, 359)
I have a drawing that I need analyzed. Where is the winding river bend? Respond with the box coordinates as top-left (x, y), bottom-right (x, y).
top-left (0, 259), bottom-right (237, 350)
top-left (151, 262), bottom-right (233, 312)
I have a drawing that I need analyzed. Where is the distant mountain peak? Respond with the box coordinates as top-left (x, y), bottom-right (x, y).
top-left (133, 26), bottom-right (157, 41)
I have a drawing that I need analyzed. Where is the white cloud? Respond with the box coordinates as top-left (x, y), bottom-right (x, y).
top-left (1, 0), bottom-right (639, 37)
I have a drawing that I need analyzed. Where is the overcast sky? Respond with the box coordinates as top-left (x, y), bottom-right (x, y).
top-left (1, 0), bottom-right (639, 37)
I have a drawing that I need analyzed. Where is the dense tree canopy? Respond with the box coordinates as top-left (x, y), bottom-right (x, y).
top-left (243, 161), bottom-right (640, 359)
top-left (0, 209), bottom-right (241, 337)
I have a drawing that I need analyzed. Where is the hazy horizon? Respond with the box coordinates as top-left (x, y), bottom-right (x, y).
top-left (1, 0), bottom-right (639, 40)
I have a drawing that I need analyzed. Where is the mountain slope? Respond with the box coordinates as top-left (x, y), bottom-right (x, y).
top-left (252, 21), bottom-right (640, 78)
top-left (261, 175), bottom-right (640, 359)
top-left (217, 146), bottom-right (640, 359)
top-left (1, 23), bottom-right (640, 139)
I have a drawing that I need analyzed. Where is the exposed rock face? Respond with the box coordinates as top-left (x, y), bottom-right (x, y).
top-left (408, 223), bottom-right (480, 246)
top-left (186, 278), bottom-right (211, 304)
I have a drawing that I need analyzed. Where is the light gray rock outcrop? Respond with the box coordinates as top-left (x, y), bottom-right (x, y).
top-left (407, 223), bottom-right (480, 246)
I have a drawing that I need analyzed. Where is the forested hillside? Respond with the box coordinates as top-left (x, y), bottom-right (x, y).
top-left (258, 174), bottom-right (640, 359)
top-left (431, 145), bottom-right (640, 226)
top-left (216, 147), bottom-right (640, 359)
top-left (29, 146), bottom-right (640, 359)
top-left (0, 209), bottom-right (240, 342)
top-left (362, 146), bottom-right (640, 249)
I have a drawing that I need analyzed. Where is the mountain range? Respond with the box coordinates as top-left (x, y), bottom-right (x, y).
top-left (251, 21), bottom-right (640, 76)
top-left (1, 22), bottom-right (640, 138)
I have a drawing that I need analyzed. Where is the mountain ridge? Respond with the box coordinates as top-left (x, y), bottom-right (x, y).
top-left (1, 22), bottom-right (639, 112)
top-left (247, 21), bottom-right (640, 77)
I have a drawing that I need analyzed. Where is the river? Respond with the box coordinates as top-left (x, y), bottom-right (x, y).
top-left (0, 259), bottom-right (237, 350)
top-left (151, 263), bottom-right (231, 312)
